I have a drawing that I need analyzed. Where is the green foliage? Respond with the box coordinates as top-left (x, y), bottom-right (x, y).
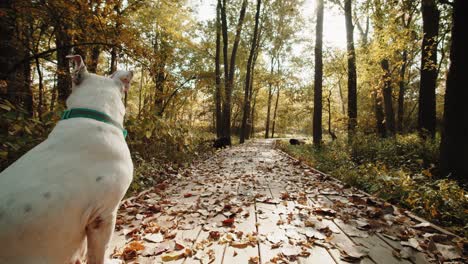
top-left (125, 112), bottom-right (213, 164)
top-left (0, 99), bottom-right (214, 196)
top-left (350, 133), bottom-right (440, 171)
top-left (277, 135), bottom-right (468, 237)
top-left (0, 99), bottom-right (58, 170)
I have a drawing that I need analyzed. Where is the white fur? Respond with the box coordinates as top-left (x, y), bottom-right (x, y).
top-left (0, 70), bottom-right (133, 264)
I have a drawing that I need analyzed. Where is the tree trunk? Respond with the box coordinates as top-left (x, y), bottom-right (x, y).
top-left (0, 0), bottom-right (30, 114)
top-left (327, 89), bottom-right (337, 140)
top-left (265, 56), bottom-right (274, 138)
top-left (109, 46), bottom-right (118, 74)
top-left (397, 50), bottom-right (407, 133)
top-left (345, 0), bottom-right (357, 138)
top-left (271, 87), bottom-right (280, 138)
top-left (138, 67), bottom-right (144, 119)
top-left (50, 74), bottom-right (57, 112)
top-left (215, 1), bottom-right (223, 138)
top-left (313, 0), bottom-right (324, 146)
top-left (55, 24), bottom-right (72, 105)
top-left (250, 90), bottom-right (258, 138)
top-left (87, 46), bottom-right (100, 73)
top-left (381, 59), bottom-right (395, 135)
top-left (221, 0), bottom-right (248, 145)
top-left (440, 0), bottom-right (468, 184)
top-left (153, 35), bottom-right (167, 116)
top-left (337, 76), bottom-right (346, 115)
top-left (418, 0), bottom-right (439, 138)
top-left (240, 0), bottom-right (261, 143)
top-left (35, 57), bottom-right (43, 119)
top-left (374, 91), bottom-right (386, 138)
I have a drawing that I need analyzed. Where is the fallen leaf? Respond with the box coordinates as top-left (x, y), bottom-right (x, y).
top-left (222, 218), bottom-right (235, 227)
top-left (249, 256), bottom-right (260, 264)
top-left (144, 233), bottom-right (164, 243)
top-left (401, 238), bottom-right (423, 251)
top-left (435, 243), bottom-right (462, 260)
top-left (209, 231), bottom-right (221, 240)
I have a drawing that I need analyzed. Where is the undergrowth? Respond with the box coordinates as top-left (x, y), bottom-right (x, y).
top-left (0, 100), bottom-right (215, 196)
top-left (276, 134), bottom-right (468, 237)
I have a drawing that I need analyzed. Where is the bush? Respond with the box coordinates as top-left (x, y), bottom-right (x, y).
top-left (0, 101), bottom-right (215, 196)
top-left (276, 135), bottom-right (468, 237)
top-left (0, 99), bottom-right (59, 171)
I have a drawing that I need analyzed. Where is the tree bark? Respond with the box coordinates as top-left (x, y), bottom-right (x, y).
top-left (55, 23), bottom-right (72, 104)
top-left (271, 87), bottom-right (280, 138)
top-left (374, 91), bottom-right (386, 138)
top-left (0, 0), bottom-right (31, 114)
top-left (35, 57), bottom-right (43, 119)
top-left (240, 0), bottom-right (261, 143)
top-left (397, 50), bottom-right (407, 133)
top-left (327, 89), bottom-right (337, 140)
top-left (87, 46), bottom-right (100, 73)
top-left (440, 0), bottom-right (468, 184)
top-left (418, 0), bottom-right (439, 138)
top-left (250, 89), bottom-right (258, 137)
top-left (221, 0), bottom-right (248, 145)
top-left (313, 0), bottom-right (324, 146)
top-left (381, 59), bottom-right (396, 135)
top-left (265, 56), bottom-right (274, 138)
top-left (344, 0), bottom-right (357, 138)
top-left (215, 1), bottom-right (223, 138)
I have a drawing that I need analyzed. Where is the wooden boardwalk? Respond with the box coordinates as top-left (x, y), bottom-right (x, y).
top-left (108, 140), bottom-right (464, 264)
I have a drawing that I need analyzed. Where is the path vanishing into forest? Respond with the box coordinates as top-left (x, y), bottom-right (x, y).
top-left (107, 140), bottom-right (465, 264)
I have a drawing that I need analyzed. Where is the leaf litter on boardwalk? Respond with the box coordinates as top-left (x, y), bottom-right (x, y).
top-left (109, 141), bottom-right (466, 263)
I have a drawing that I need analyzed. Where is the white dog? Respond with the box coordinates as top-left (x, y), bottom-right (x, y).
top-left (0, 55), bottom-right (133, 264)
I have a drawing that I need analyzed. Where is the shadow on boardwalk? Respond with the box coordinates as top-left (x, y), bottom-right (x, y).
top-left (108, 139), bottom-right (465, 264)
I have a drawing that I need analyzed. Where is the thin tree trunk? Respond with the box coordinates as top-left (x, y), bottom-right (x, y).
top-left (87, 46), bottom-right (100, 73)
top-left (419, 0), bottom-right (439, 138)
top-left (374, 91), bottom-right (386, 137)
top-left (138, 67), bottom-right (144, 119)
top-left (327, 89), bottom-right (337, 140)
top-left (50, 74), bottom-right (57, 112)
top-left (271, 87), bottom-right (280, 138)
top-left (240, 0), bottom-right (261, 143)
top-left (35, 57), bottom-right (43, 120)
top-left (313, 0), bottom-right (324, 146)
top-left (440, 0), bottom-right (468, 184)
top-left (55, 24), bottom-right (72, 105)
top-left (265, 56), bottom-right (274, 138)
top-left (345, 0), bottom-right (357, 138)
top-left (381, 59), bottom-right (396, 135)
top-left (250, 90), bottom-right (258, 137)
top-left (215, 1), bottom-right (223, 138)
top-left (221, 0), bottom-right (248, 145)
top-left (337, 76), bottom-right (346, 115)
top-left (110, 46), bottom-right (118, 73)
top-left (397, 50), bottom-right (407, 133)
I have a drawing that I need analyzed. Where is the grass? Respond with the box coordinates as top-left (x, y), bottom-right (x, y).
top-left (276, 133), bottom-right (468, 237)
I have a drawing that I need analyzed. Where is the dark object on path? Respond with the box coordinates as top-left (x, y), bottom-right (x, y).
top-left (289, 139), bottom-right (305, 145)
top-left (214, 137), bottom-right (230, 149)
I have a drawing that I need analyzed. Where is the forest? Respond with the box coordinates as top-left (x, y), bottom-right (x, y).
top-left (0, 0), bottom-right (467, 239)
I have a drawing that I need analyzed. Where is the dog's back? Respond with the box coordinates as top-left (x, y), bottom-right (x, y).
top-left (0, 55), bottom-right (134, 264)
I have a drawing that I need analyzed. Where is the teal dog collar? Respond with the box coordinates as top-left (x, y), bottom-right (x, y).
top-left (61, 108), bottom-right (127, 138)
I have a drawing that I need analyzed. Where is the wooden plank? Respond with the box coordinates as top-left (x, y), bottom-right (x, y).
top-left (222, 203), bottom-right (259, 264)
top-left (267, 183), bottom-right (337, 264)
top-left (319, 195), bottom-right (411, 263)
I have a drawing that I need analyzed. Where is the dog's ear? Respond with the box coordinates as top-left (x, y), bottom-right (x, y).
top-left (110, 70), bottom-right (134, 93)
top-left (66, 54), bottom-right (88, 86)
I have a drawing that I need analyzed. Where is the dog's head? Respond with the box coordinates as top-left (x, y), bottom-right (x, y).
top-left (66, 55), bottom-right (134, 95)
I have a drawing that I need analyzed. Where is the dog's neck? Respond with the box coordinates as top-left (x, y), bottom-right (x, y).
top-left (65, 74), bottom-right (126, 126)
